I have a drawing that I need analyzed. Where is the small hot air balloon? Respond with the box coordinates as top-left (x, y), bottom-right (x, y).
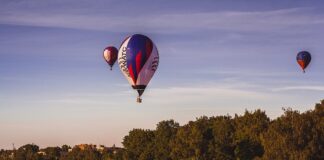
top-left (296, 51), bottom-right (311, 73)
top-left (118, 34), bottom-right (159, 103)
top-left (103, 46), bottom-right (118, 70)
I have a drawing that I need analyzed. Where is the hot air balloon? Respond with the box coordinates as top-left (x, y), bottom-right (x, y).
top-left (118, 34), bottom-right (159, 103)
top-left (296, 51), bottom-right (311, 73)
top-left (103, 46), bottom-right (118, 70)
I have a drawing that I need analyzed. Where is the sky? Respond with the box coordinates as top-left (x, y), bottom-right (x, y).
top-left (1, 0), bottom-right (324, 149)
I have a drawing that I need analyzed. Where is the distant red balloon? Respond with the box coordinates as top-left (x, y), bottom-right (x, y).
top-left (103, 46), bottom-right (118, 70)
top-left (296, 51), bottom-right (311, 73)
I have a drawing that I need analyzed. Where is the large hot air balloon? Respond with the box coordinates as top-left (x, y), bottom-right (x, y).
top-left (296, 51), bottom-right (311, 73)
top-left (103, 46), bottom-right (118, 70)
top-left (118, 34), bottom-right (159, 103)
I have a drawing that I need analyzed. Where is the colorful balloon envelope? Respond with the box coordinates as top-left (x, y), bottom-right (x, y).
top-left (103, 46), bottom-right (118, 70)
top-left (296, 51), bottom-right (311, 73)
top-left (118, 34), bottom-right (159, 103)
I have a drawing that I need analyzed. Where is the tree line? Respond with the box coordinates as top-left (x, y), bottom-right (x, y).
top-left (1, 100), bottom-right (323, 160)
top-left (0, 144), bottom-right (123, 160)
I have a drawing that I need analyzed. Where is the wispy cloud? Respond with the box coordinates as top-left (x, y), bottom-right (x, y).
top-left (191, 69), bottom-right (297, 78)
top-left (143, 82), bottom-right (272, 106)
top-left (1, 7), bottom-right (323, 33)
top-left (28, 92), bottom-right (130, 106)
top-left (272, 85), bottom-right (324, 92)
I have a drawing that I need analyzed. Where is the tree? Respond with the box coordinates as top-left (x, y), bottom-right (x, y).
top-left (61, 145), bottom-right (101, 160)
top-left (61, 145), bottom-right (70, 153)
top-left (123, 129), bottom-right (155, 160)
top-left (208, 116), bottom-right (236, 160)
top-left (233, 110), bottom-right (269, 160)
top-left (153, 120), bottom-right (179, 160)
top-left (261, 101), bottom-right (324, 159)
top-left (170, 116), bottom-right (213, 160)
top-left (15, 144), bottom-right (41, 160)
top-left (0, 149), bottom-right (14, 160)
top-left (42, 147), bottom-right (61, 160)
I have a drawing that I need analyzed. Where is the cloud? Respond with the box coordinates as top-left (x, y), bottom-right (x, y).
top-left (192, 69), bottom-right (297, 78)
top-left (22, 80), bottom-right (271, 107)
top-left (143, 82), bottom-right (271, 106)
top-left (12, 91), bottom-right (132, 107)
top-left (1, 7), bottom-right (323, 33)
top-left (272, 85), bottom-right (324, 92)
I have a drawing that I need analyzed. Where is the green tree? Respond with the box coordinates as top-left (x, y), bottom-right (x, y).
top-left (14, 144), bottom-right (41, 160)
top-left (61, 145), bottom-right (70, 153)
top-left (153, 120), bottom-right (179, 160)
top-left (0, 149), bottom-right (14, 160)
top-left (61, 145), bottom-right (101, 160)
top-left (42, 147), bottom-right (61, 160)
top-left (101, 145), bottom-right (125, 160)
top-left (59, 145), bottom-right (71, 160)
top-left (233, 109), bottom-right (269, 160)
top-left (261, 101), bottom-right (324, 159)
top-left (170, 116), bottom-right (212, 160)
top-left (208, 116), bottom-right (235, 160)
top-left (123, 129), bottom-right (155, 160)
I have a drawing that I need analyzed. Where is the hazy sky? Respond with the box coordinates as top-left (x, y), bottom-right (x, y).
top-left (1, 0), bottom-right (324, 149)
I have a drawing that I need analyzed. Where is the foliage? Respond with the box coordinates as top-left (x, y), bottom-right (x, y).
top-left (122, 100), bottom-right (324, 160)
top-left (0, 100), bottom-right (323, 160)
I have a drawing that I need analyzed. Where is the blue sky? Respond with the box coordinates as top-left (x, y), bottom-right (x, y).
top-left (1, 0), bottom-right (324, 149)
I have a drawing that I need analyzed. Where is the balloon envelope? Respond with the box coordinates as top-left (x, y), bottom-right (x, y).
top-left (118, 34), bottom-right (159, 102)
top-left (296, 51), bottom-right (311, 72)
top-left (103, 46), bottom-right (118, 70)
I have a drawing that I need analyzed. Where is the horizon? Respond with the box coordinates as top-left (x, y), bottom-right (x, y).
top-left (1, 100), bottom-right (323, 150)
top-left (1, 0), bottom-right (324, 149)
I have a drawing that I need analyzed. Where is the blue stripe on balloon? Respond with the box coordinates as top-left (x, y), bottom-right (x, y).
top-left (126, 34), bottom-right (151, 82)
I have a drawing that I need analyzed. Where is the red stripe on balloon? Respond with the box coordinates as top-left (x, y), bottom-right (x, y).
top-left (128, 65), bottom-right (136, 84)
top-left (136, 51), bottom-right (142, 74)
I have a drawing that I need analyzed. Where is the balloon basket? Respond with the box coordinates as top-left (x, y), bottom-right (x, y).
top-left (137, 97), bottom-right (142, 103)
